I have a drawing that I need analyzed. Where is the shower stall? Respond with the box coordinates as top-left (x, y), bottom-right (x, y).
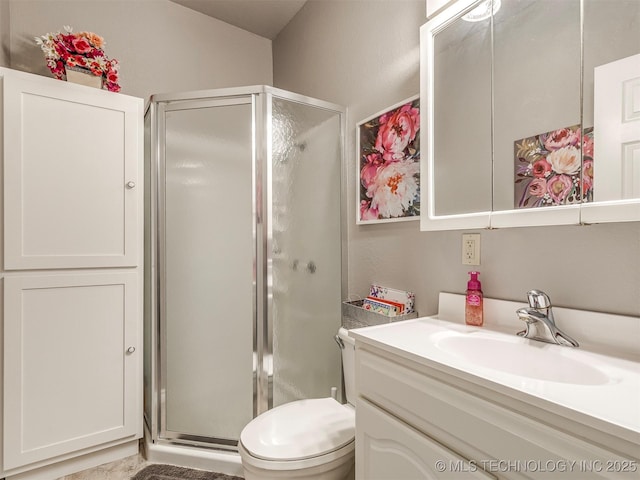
top-left (143, 86), bottom-right (346, 468)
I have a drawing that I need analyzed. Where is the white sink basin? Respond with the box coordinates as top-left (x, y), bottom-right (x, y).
top-left (433, 331), bottom-right (610, 385)
top-left (349, 298), bottom-right (640, 443)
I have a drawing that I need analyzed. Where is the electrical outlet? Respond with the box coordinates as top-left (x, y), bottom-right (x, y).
top-left (462, 233), bottom-right (480, 265)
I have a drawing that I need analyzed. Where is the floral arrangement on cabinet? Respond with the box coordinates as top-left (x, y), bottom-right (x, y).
top-left (35, 26), bottom-right (121, 92)
top-left (357, 96), bottom-right (420, 224)
top-left (514, 125), bottom-right (594, 209)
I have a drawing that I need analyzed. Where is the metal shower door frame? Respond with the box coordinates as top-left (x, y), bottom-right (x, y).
top-left (146, 86), bottom-right (346, 451)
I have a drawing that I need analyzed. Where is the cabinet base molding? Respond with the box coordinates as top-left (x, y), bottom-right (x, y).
top-left (4, 440), bottom-right (139, 480)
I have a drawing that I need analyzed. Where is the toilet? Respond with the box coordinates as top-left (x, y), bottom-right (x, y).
top-left (238, 327), bottom-right (356, 480)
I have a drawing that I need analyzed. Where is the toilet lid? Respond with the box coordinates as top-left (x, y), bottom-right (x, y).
top-left (240, 397), bottom-right (355, 461)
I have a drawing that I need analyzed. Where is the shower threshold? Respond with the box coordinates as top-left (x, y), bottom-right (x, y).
top-left (143, 425), bottom-right (243, 477)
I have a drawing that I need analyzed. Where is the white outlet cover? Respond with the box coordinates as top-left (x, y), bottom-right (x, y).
top-left (462, 233), bottom-right (480, 265)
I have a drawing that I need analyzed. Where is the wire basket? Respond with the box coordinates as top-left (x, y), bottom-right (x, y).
top-left (341, 299), bottom-right (418, 329)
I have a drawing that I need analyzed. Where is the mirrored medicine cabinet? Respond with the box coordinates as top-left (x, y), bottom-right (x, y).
top-left (420, 0), bottom-right (640, 230)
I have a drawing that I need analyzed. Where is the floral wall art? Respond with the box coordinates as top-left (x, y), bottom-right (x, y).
top-left (514, 125), bottom-right (594, 209)
top-left (357, 96), bottom-right (420, 224)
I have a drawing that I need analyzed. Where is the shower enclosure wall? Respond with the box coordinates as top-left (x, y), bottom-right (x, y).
top-left (144, 86), bottom-right (346, 459)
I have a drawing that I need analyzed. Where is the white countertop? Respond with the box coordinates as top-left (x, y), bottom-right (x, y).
top-left (350, 315), bottom-right (640, 445)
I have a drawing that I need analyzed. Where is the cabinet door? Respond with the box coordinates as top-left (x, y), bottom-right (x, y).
top-left (3, 71), bottom-right (142, 270)
top-left (3, 272), bottom-right (141, 470)
top-left (356, 399), bottom-right (495, 480)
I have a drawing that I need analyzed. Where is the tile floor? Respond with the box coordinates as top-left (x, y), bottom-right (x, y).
top-left (56, 452), bottom-right (149, 480)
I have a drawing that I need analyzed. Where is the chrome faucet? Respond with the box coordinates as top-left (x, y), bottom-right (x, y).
top-left (516, 290), bottom-right (579, 347)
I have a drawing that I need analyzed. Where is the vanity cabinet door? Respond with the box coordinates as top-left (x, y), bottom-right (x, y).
top-left (2, 70), bottom-right (142, 270)
top-left (2, 272), bottom-right (141, 471)
top-left (356, 399), bottom-right (496, 480)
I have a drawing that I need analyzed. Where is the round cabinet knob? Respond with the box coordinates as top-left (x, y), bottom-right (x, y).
top-left (126, 181), bottom-right (136, 189)
top-left (126, 346), bottom-right (136, 354)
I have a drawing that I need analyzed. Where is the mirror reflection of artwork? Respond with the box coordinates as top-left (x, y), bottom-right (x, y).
top-left (357, 96), bottom-right (420, 224)
top-left (514, 125), bottom-right (594, 209)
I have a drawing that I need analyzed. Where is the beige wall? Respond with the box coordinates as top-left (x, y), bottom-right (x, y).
top-left (7, 0), bottom-right (272, 99)
top-left (4, 0), bottom-right (639, 317)
top-left (427, 0), bottom-right (453, 17)
top-left (273, 0), bottom-right (640, 318)
top-left (0, 0), bottom-right (9, 67)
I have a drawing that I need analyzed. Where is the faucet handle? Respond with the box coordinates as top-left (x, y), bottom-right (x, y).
top-left (527, 289), bottom-right (552, 309)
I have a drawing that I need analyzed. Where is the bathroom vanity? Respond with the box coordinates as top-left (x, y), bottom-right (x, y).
top-left (351, 294), bottom-right (640, 479)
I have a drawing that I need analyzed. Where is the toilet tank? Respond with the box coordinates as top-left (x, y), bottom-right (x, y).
top-left (337, 327), bottom-right (356, 405)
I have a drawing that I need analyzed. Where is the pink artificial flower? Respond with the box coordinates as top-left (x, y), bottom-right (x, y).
top-left (528, 178), bottom-right (547, 197)
top-left (374, 103), bottom-right (420, 162)
top-left (88, 61), bottom-right (101, 76)
top-left (106, 83), bottom-right (121, 93)
top-left (544, 127), bottom-right (581, 151)
top-left (73, 55), bottom-right (87, 67)
top-left (53, 60), bottom-right (65, 79)
top-left (532, 158), bottom-right (552, 178)
top-left (71, 36), bottom-right (92, 54)
top-left (83, 32), bottom-right (104, 48)
top-left (547, 175), bottom-right (573, 204)
top-left (54, 43), bottom-right (66, 58)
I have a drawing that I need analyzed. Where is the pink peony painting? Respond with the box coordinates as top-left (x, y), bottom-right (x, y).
top-left (357, 96), bottom-right (420, 224)
top-left (514, 125), bottom-right (594, 209)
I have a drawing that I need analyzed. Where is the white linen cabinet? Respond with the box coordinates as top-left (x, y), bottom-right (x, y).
top-left (0, 67), bottom-right (143, 480)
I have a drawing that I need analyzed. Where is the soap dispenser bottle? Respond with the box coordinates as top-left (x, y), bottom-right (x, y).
top-left (465, 271), bottom-right (483, 326)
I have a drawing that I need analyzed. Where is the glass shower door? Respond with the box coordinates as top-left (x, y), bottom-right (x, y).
top-left (160, 98), bottom-right (255, 445)
top-left (269, 96), bottom-right (344, 407)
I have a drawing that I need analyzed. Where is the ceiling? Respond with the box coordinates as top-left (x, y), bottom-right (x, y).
top-left (170, 0), bottom-right (308, 40)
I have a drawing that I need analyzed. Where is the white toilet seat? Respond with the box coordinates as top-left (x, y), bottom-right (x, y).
top-left (239, 437), bottom-right (354, 473)
top-left (240, 397), bottom-right (355, 462)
